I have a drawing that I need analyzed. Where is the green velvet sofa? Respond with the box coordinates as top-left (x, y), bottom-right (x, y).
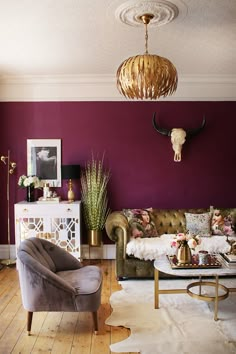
top-left (105, 208), bottom-right (236, 280)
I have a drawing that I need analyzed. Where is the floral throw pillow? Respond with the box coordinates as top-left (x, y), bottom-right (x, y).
top-left (185, 212), bottom-right (212, 236)
top-left (123, 208), bottom-right (158, 238)
top-left (211, 208), bottom-right (236, 236)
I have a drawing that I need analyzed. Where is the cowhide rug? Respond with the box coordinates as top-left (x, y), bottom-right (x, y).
top-left (105, 278), bottom-right (236, 354)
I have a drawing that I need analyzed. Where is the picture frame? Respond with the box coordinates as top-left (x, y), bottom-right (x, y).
top-left (27, 139), bottom-right (61, 187)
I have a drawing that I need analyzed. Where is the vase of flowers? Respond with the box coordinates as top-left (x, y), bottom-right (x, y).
top-left (171, 232), bottom-right (201, 264)
top-left (18, 175), bottom-right (41, 202)
top-left (177, 242), bottom-right (192, 264)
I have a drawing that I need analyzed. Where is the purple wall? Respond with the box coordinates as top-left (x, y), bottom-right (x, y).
top-left (0, 101), bottom-right (235, 244)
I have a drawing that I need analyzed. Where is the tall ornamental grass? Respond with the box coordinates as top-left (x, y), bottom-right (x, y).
top-left (81, 155), bottom-right (110, 230)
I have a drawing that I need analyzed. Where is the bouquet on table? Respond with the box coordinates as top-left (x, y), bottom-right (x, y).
top-left (171, 232), bottom-right (201, 250)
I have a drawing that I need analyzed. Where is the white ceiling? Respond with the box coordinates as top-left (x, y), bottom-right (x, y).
top-left (0, 0), bottom-right (235, 101)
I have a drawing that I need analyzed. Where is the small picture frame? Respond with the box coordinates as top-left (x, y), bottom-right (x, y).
top-left (27, 139), bottom-right (61, 187)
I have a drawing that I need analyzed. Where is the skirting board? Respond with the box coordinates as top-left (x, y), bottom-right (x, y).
top-left (0, 244), bottom-right (116, 260)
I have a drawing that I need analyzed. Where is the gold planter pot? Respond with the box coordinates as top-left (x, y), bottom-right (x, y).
top-left (88, 230), bottom-right (102, 247)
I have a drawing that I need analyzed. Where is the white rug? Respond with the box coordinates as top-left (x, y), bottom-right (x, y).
top-left (105, 278), bottom-right (236, 354)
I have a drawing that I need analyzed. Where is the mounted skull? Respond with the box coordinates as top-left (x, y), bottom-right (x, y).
top-left (170, 128), bottom-right (186, 162)
top-left (152, 113), bottom-right (206, 162)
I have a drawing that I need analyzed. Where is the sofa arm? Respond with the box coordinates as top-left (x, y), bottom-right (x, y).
top-left (105, 211), bottom-right (130, 259)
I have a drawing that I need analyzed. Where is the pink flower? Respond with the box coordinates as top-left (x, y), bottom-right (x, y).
top-left (171, 240), bottom-right (178, 248)
top-left (224, 225), bottom-right (233, 236)
top-left (171, 232), bottom-right (201, 250)
top-left (176, 233), bottom-right (186, 241)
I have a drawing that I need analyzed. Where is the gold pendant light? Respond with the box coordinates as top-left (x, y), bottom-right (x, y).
top-left (116, 13), bottom-right (178, 100)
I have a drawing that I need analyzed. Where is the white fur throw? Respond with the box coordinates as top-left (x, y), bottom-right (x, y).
top-left (126, 234), bottom-right (232, 261)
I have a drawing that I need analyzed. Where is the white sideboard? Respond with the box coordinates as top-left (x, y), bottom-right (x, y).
top-left (14, 201), bottom-right (81, 259)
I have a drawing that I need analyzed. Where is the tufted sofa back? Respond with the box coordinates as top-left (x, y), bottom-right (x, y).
top-left (151, 208), bottom-right (209, 235)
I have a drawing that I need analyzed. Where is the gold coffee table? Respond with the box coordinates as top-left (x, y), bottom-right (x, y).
top-left (154, 256), bottom-right (236, 321)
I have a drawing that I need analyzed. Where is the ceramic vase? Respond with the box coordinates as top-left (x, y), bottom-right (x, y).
top-left (177, 242), bottom-right (192, 264)
top-left (26, 185), bottom-right (35, 202)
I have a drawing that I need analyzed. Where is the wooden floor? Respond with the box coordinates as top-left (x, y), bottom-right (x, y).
top-left (0, 260), bottom-right (138, 354)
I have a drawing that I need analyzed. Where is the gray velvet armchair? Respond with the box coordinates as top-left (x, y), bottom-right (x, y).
top-left (17, 237), bottom-right (103, 335)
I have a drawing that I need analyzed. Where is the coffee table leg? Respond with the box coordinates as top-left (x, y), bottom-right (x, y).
top-left (199, 275), bottom-right (202, 295)
top-left (154, 268), bottom-right (159, 309)
top-left (214, 275), bottom-right (219, 321)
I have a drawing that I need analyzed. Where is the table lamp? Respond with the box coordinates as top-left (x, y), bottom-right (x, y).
top-left (61, 165), bottom-right (80, 202)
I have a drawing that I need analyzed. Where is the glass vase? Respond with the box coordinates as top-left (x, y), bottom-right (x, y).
top-left (26, 185), bottom-right (35, 202)
top-left (177, 242), bottom-right (192, 264)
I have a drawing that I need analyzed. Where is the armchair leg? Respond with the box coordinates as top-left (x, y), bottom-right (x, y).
top-left (27, 311), bottom-right (33, 336)
top-left (92, 311), bottom-right (98, 334)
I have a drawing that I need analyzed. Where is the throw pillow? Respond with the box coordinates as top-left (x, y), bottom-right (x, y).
top-left (123, 208), bottom-right (158, 238)
top-left (185, 212), bottom-right (212, 236)
top-left (211, 208), bottom-right (236, 236)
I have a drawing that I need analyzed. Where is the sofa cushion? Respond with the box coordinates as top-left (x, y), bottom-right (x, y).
top-left (211, 208), bottom-right (236, 236)
top-left (185, 212), bottom-right (212, 236)
top-left (123, 208), bottom-right (158, 238)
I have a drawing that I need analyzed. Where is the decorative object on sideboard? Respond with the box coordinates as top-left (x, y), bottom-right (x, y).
top-left (61, 164), bottom-right (81, 203)
top-left (0, 150), bottom-right (17, 266)
top-left (152, 113), bottom-right (206, 162)
top-left (27, 139), bottom-right (61, 187)
top-left (81, 154), bottom-right (110, 247)
top-left (43, 182), bottom-right (50, 200)
top-left (116, 0), bottom-right (178, 100)
top-left (27, 185), bottom-right (34, 202)
top-left (18, 175), bottom-right (41, 202)
top-left (36, 183), bottom-right (61, 203)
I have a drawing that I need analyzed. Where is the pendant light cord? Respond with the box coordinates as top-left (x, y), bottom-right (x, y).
top-left (145, 22), bottom-right (149, 54)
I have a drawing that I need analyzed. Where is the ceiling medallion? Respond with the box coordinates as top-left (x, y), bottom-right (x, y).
top-left (115, 0), bottom-right (179, 27)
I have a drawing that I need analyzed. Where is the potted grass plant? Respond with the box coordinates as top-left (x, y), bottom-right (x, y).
top-left (81, 154), bottom-right (110, 247)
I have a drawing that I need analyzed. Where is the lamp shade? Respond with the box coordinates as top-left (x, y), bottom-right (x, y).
top-left (61, 165), bottom-right (80, 180)
top-left (117, 54), bottom-right (178, 99)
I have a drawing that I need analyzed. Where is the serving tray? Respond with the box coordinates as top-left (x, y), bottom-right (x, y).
top-left (167, 254), bottom-right (222, 269)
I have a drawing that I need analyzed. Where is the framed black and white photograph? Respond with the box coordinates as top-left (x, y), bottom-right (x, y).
top-left (27, 139), bottom-right (61, 187)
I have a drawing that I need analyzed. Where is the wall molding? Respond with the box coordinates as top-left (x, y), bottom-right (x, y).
top-left (0, 244), bottom-right (116, 261)
top-left (0, 74), bottom-right (235, 101)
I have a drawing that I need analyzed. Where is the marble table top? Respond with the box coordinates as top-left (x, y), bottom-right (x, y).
top-left (154, 255), bottom-right (236, 277)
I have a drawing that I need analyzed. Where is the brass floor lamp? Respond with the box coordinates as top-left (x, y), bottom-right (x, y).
top-left (0, 150), bottom-right (17, 266)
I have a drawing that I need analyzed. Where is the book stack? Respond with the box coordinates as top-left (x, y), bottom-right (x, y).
top-left (220, 253), bottom-right (236, 268)
top-left (37, 196), bottom-right (61, 204)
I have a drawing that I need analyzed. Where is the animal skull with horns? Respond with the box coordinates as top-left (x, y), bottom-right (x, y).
top-left (152, 113), bottom-right (206, 162)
